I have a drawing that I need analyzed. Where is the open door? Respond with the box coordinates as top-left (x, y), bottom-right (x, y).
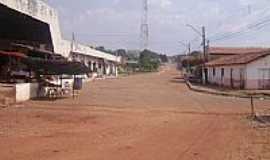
top-left (240, 68), bottom-right (245, 89)
top-left (204, 68), bottom-right (208, 84)
top-left (259, 69), bottom-right (270, 89)
top-left (230, 68), bottom-right (234, 89)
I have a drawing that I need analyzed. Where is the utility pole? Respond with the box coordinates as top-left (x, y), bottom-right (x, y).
top-left (186, 24), bottom-right (208, 83)
top-left (202, 26), bottom-right (207, 62)
top-left (202, 26), bottom-right (208, 84)
top-left (186, 24), bottom-right (207, 61)
top-left (179, 41), bottom-right (191, 73)
top-left (187, 43), bottom-right (191, 73)
top-left (188, 43), bottom-right (191, 55)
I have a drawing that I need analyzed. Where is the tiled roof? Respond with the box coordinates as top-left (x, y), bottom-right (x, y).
top-left (206, 50), bottom-right (270, 67)
top-left (0, 50), bottom-right (27, 58)
top-left (208, 47), bottom-right (270, 55)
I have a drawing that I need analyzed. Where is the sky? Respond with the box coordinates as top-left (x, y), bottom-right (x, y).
top-left (47, 0), bottom-right (270, 55)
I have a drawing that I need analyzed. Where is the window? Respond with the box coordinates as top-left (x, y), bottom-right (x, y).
top-left (213, 68), bottom-right (216, 76)
top-left (221, 68), bottom-right (225, 77)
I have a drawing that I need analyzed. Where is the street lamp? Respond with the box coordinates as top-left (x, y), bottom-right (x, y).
top-left (179, 41), bottom-right (191, 73)
top-left (179, 41), bottom-right (191, 55)
top-left (186, 24), bottom-right (208, 84)
top-left (185, 24), bottom-right (206, 58)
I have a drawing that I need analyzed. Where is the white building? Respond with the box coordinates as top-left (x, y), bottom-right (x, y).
top-left (0, 0), bottom-right (121, 78)
top-left (204, 50), bottom-right (270, 90)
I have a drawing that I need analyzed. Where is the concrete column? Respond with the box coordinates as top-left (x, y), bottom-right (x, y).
top-left (112, 64), bottom-right (118, 77)
top-left (115, 65), bottom-right (118, 77)
top-left (106, 64), bottom-right (110, 76)
top-left (90, 61), bottom-right (94, 71)
top-left (84, 56), bottom-right (88, 66)
top-left (110, 64), bottom-right (113, 75)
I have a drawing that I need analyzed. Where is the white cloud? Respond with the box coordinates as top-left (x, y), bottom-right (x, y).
top-left (149, 0), bottom-right (172, 9)
top-left (239, 0), bottom-right (254, 6)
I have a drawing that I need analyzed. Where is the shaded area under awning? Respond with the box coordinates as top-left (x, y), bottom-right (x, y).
top-left (0, 49), bottom-right (90, 75)
top-left (0, 50), bottom-right (27, 58)
top-left (21, 57), bottom-right (91, 75)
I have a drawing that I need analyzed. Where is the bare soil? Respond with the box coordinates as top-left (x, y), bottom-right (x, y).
top-left (0, 64), bottom-right (269, 160)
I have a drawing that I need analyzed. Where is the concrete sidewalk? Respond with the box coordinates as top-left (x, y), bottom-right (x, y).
top-left (186, 80), bottom-right (270, 99)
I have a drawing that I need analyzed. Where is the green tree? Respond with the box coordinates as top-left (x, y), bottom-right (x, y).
top-left (139, 49), bottom-right (161, 72)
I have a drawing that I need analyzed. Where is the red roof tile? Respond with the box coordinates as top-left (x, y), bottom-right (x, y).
top-left (0, 50), bottom-right (27, 58)
top-left (208, 47), bottom-right (270, 55)
top-left (206, 50), bottom-right (270, 67)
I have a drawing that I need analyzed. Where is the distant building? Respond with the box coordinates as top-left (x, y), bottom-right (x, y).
top-left (204, 50), bottom-right (270, 90)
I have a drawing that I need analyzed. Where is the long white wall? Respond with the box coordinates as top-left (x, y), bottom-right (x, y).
top-left (207, 65), bottom-right (246, 87)
top-left (246, 55), bottom-right (270, 89)
top-left (247, 55), bottom-right (270, 79)
top-left (0, 0), bottom-right (120, 62)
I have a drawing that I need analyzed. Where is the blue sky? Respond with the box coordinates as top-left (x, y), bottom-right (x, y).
top-left (47, 0), bottom-right (270, 55)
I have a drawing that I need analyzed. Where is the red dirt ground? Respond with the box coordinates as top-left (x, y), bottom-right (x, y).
top-left (0, 64), bottom-right (269, 160)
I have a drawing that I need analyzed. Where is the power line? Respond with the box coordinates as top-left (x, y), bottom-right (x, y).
top-left (208, 6), bottom-right (270, 41)
top-left (209, 15), bottom-right (270, 42)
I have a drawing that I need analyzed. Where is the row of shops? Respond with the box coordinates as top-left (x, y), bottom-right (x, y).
top-left (0, 42), bottom-right (120, 103)
top-left (0, 0), bottom-right (121, 104)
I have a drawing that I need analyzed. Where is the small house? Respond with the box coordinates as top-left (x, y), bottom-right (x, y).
top-left (204, 50), bottom-right (270, 90)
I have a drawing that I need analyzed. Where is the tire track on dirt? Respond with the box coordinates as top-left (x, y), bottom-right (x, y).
top-left (176, 115), bottom-right (222, 159)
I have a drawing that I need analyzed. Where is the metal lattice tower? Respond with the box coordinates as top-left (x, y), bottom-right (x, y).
top-left (140, 0), bottom-right (149, 50)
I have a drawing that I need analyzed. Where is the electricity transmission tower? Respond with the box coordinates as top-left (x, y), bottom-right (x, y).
top-left (140, 0), bottom-right (149, 50)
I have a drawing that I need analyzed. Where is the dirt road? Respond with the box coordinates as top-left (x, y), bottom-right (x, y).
top-left (0, 65), bottom-right (269, 160)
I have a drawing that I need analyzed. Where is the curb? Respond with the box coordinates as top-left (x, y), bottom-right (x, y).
top-left (185, 80), bottom-right (270, 99)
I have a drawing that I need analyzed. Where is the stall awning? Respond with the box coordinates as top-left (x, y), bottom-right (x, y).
top-left (22, 57), bottom-right (90, 75)
top-left (12, 43), bottom-right (66, 60)
top-left (0, 49), bottom-right (89, 75)
top-left (0, 50), bottom-right (27, 58)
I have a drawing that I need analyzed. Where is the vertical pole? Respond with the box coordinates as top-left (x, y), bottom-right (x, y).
top-left (60, 75), bottom-right (63, 87)
top-left (187, 43), bottom-right (191, 73)
top-left (202, 26), bottom-right (207, 84)
top-left (250, 96), bottom-right (255, 118)
top-left (60, 75), bottom-right (63, 96)
top-left (202, 26), bottom-right (206, 62)
top-left (188, 43), bottom-right (191, 55)
top-left (73, 75), bottom-right (75, 99)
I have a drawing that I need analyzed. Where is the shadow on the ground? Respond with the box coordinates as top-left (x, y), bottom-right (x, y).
top-left (169, 77), bottom-right (186, 83)
top-left (31, 97), bottom-right (69, 102)
top-left (253, 115), bottom-right (270, 124)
